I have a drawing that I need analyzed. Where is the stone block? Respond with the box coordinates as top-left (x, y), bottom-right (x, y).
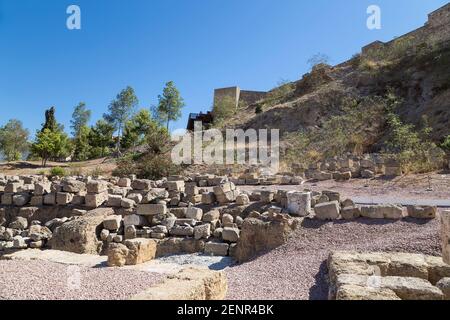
top-left (137, 204), bottom-right (167, 216)
top-left (286, 191), bottom-right (311, 216)
top-left (205, 242), bottom-right (229, 256)
top-left (314, 201), bottom-right (340, 220)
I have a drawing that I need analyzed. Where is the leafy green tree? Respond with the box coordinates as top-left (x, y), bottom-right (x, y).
top-left (0, 119), bottom-right (29, 162)
top-left (71, 102), bottom-right (91, 137)
top-left (104, 86), bottom-right (138, 153)
top-left (122, 109), bottom-right (158, 149)
top-left (88, 119), bottom-right (115, 158)
top-left (31, 129), bottom-right (71, 167)
top-left (156, 81), bottom-right (184, 130)
top-left (73, 125), bottom-right (91, 161)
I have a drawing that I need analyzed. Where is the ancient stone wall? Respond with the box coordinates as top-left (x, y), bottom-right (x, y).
top-left (213, 86), bottom-right (267, 110)
top-left (362, 3), bottom-right (450, 58)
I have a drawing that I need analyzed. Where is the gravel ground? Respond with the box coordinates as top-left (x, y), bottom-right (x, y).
top-left (225, 216), bottom-right (442, 300)
top-left (0, 260), bottom-right (166, 300)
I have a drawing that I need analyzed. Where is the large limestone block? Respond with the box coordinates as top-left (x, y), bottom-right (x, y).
top-left (85, 192), bottom-right (108, 208)
top-left (336, 284), bottom-right (400, 300)
top-left (234, 217), bottom-right (298, 262)
top-left (137, 204), bottom-right (167, 216)
top-left (50, 208), bottom-right (113, 254)
top-left (123, 238), bottom-right (157, 265)
top-left (314, 201), bottom-right (340, 220)
top-left (86, 180), bottom-right (108, 194)
top-left (286, 191), bottom-right (311, 217)
top-left (407, 205), bottom-right (437, 219)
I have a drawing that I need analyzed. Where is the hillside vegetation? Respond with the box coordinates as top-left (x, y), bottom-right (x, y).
top-left (219, 39), bottom-right (450, 172)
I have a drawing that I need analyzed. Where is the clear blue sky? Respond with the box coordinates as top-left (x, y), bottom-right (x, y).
top-left (0, 0), bottom-right (447, 137)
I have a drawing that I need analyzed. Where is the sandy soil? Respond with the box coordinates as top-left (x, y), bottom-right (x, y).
top-left (0, 158), bottom-right (117, 176)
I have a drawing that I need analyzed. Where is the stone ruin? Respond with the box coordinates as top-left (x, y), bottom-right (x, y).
top-left (326, 211), bottom-right (450, 300)
top-left (0, 171), bottom-right (440, 266)
top-left (0, 172), bottom-right (448, 300)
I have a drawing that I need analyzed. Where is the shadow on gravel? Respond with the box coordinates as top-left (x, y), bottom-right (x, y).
top-left (301, 217), bottom-right (434, 229)
top-left (309, 260), bottom-right (329, 300)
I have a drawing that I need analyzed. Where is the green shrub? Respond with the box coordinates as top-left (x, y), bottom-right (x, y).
top-left (441, 135), bottom-right (450, 153)
top-left (49, 166), bottom-right (67, 177)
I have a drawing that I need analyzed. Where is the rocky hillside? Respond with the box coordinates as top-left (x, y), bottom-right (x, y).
top-left (221, 29), bottom-right (450, 170)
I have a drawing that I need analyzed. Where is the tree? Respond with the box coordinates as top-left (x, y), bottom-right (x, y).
top-left (104, 86), bottom-right (138, 153)
top-left (122, 109), bottom-right (157, 149)
top-left (0, 119), bottom-right (29, 162)
top-left (71, 102), bottom-right (91, 137)
top-left (72, 125), bottom-right (91, 161)
top-left (31, 129), bottom-right (71, 167)
top-left (41, 107), bottom-right (60, 132)
top-left (88, 119), bottom-right (115, 158)
top-left (156, 81), bottom-right (184, 130)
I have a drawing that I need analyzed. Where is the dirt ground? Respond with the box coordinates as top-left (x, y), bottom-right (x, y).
top-left (0, 158), bottom-right (117, 176)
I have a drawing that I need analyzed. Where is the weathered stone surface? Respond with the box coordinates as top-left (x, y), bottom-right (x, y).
top-left (407, 206), bottom-right (437, 219)
top-left (137, 204), bottom-right (167, 216)
top-left (86, 180), bottom-right (108, 194)
top-left (123, 214), bottom-right (147, 227)
top-left (120, 198), bottom-right (135, 209)
top-left (56, 192), bottom-right (73, 205)
top-left (194, 224), bottom-right (211, 240)
top-left (286, 191), bottom-right (311, 217)
top-left (131, 179), bottom-right (152, 190)
top-left (131, 267), bottom-right (227, 300)
top-left (202, 210), bottom-right (220, 223)
top-left (13, 194), bottom-right (30, 206)
top-left (124, 238), bottom-right (157, 265)
top-left (9, 217), bottom-right (28, 230)
top-left (50, 208), bottom-right (113, 254)
top-left (222, 227), bottom-right (240, 242)
top-left (106, 243), bottom-right (129, 267)
top-left (341, 206), bottom-right (361, 220)
top-left (381, 276), bottom-right (443, 300)
top-left (235, 194), bottom-right (250, 206)
top-left (314, 201), bottom-right (340, 220)
top-left (235, 217), bottom-right (298, 262)
top-left (336, 284), bottom-right (400, 300)
top-left (103, 215), bottom-right (122, 231)
top-left (107, 195), bottom-right (123, 207)
top-left (85, 192), bottom-right (108, 208)
top-left (62, 179), bottom-right (86, 193)
top-left (186, 207), bottom-right (203, 221)
top-left (34, 183), bottom-right (51, 196)
top-left (355, 204), bottom-right (404, 220)
top-left (170, 225), bottom-right (194, 237)
top-left (205, 242), bottom-right (229, 256)
top-left (117, 177), bottom-right (131, 188)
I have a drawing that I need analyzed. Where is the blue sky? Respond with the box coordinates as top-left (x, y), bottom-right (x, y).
top-left (0, 0), bottom-right (447, 137)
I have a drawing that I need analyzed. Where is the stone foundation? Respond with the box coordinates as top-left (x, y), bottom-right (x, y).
top-left (328, 251), bottom-right (450, 300)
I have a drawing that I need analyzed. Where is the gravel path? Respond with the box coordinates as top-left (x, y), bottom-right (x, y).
top-left (0, 260), bottom-right (166, 300)
top-left (225, 216), bottom-right (441, 300)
